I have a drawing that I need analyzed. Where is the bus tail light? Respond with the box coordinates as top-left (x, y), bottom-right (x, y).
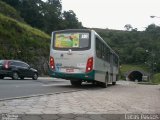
top-left (86, 57), bottom-right (93, 73)
top-left (50, 56), bottom-right (55, 70)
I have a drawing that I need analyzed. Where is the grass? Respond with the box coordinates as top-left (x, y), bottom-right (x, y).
top-left (152, 73), bottom-right (160, 84)
top-left (0, 1), bottom-right (23, 22)
top-left (138, 82), bottom-right (158, 85)
top-left (0, 13), bottom-right (50, 39)
top-left (120, 64), bottom-right (149, 74)
top-left (119, 64), bottom-right (149, 80)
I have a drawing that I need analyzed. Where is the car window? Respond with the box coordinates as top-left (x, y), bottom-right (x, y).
top-left (21, 62), bottom-right (29, 68)
top-left (11, 61), bottom-right (20, 66)
top-left (10, 61), bottom-right (29, 68)
top-left (0, 60), bottom-right (4, 65)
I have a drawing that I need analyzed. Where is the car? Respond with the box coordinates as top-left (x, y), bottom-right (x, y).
top-left (0, 60), bottom-right (38, 80)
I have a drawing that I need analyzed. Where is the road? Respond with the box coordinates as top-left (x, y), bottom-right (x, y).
top-left (0, 80), bottom-right (160, 119)
top-left (0, 77), bottom-right (100, 100)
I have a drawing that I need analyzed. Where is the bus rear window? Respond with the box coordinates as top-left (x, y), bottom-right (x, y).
top-left (53, 32), bottom-right (90, 50)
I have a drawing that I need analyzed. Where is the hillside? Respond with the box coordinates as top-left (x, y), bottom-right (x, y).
top-left (0, 1), bottom-right (23, 22)
top-left (0, 1), bottom-right (50, 75)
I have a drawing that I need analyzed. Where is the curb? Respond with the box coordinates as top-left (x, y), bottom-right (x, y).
top-left (0, 89), bottom-right (84, 102)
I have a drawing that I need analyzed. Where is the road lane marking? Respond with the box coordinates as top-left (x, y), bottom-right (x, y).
top-left (42, 84), bottom-right (70, 87)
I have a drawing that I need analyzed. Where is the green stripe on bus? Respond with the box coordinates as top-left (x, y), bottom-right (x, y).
top-left (49, 70), bottom-right (95, 81)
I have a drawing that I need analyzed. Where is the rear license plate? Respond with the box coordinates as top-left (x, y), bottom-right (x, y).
top-left (66, 68), bottom-right (74, 73)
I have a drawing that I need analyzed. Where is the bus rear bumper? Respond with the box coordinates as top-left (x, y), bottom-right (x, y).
top-left (49, 70), bottom-right (95, 81)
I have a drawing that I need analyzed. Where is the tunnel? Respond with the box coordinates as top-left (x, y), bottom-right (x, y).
top-left (128, 71), bottom-right (143, 82)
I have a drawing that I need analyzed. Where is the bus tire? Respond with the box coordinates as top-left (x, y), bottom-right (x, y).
top-left (102, 73), bottom-right (108, 88)
top-left (70, 80), bottom-right (82, 86)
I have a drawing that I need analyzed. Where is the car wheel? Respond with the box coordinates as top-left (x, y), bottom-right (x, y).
top-left (12, 72), bottom-right (19, 80)
top-left (32, 73), bottom-right (38, 80)
top-left (0, 76), bottom-right (4, 79)
top-left (20, 77), bottom-right (24, 80)
top-left (112, 81), bottom-right (116, 85)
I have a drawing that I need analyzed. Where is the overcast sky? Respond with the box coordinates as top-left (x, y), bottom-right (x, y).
top-left (62, 0), bottom-right (160, 31)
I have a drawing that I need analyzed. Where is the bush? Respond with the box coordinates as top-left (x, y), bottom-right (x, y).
top-left (152, 73), bottom-right (160, 84)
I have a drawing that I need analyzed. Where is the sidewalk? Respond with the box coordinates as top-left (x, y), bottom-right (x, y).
top-left (0, 81), bottom-right (160, 120)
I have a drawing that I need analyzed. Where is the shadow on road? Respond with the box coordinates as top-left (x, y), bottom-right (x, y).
top-left (48, 82), bottom-right (114, 91)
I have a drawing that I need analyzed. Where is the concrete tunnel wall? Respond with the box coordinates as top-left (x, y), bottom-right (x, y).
top-left (128, 71), bottom-right (143, 81)
top-left (125, 70), bottom-right (149, 82)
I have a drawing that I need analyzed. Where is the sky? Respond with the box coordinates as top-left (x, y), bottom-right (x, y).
top-left (62, 0), bottom-right (160, 31)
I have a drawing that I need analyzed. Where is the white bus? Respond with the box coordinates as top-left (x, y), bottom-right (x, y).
top-left (49, 29), bottom-right (119, 87)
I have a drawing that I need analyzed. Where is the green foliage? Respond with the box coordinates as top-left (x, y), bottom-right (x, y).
top-left (124, 24), bottom-right (133, 31)
top-left (120, 64), bottom-right (149, 75)
top-left (152, 73), bottom-right (160, 84)
top-left (0, 13), bottom-right (50, 75)
top-left (2, 0), bottom-right (83, 34)
top-left (95, 25), bottom-right (160, 73)
top-left (0, 1), bottom-right (23, 22)
top-left (62, 10), bottom-right (83, 29)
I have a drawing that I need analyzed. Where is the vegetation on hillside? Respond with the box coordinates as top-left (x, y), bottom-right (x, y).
top-left (120, 64), bottom-right (149, 74)
top-left (0, 12), bottom-right (50, 75)
top-left (0, 1), bottom-right (23, 22)
top-left (95, 25), bottom-right (160, 73)
top-left (2, 0), bottom-right (83, 34)
top-left (0, 0), bottom-right (83, 75)
top-left (152, 73), bottom-right (160, 84)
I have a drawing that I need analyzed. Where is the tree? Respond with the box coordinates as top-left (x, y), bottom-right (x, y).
top-left (42, 0), bottom-right (62, 33)
top-left (1, 0), bottom-right (20, 9)
top-left (62, 10), bottom-right (82, 29)
top-left (20, 0), bottom-right (45, 29)
top-left (124, 24), bottom-right (133, 31)
top-left (2, 0), bottom-right (83, 33)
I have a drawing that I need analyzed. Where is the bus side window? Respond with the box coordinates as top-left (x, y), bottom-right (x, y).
top-left (102, 43), bottom-right (104, 59)
top-left (106, 47), bottom-right (110, 63)
top-left (96, 38), bottom-right (99, 58)
top-left (96, 37), bottom-right (101, 58)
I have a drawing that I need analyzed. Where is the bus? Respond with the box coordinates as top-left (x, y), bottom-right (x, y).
top-left (49, 29), bottom-right (119, 87)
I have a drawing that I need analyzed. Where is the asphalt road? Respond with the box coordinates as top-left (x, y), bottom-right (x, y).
top-left (0, 80), bottom-right (160, 116)
top-left (0, 77), bottom-right (100, 100)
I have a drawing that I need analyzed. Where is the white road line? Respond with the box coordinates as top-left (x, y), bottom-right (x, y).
top-left (42, 84), bottom-right (70, 87)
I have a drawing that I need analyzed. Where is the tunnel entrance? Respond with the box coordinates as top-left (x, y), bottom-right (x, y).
top-left (128, 71), bottom-right (143, 82)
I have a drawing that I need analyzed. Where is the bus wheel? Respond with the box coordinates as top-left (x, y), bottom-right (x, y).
top-left (70, 80), bottom-right (82, 86)
top-left (102, 74), bottom-right (108, 88)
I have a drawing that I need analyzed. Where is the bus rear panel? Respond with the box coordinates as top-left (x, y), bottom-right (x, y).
top-left (49, 29), bottom-right (95, 81)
